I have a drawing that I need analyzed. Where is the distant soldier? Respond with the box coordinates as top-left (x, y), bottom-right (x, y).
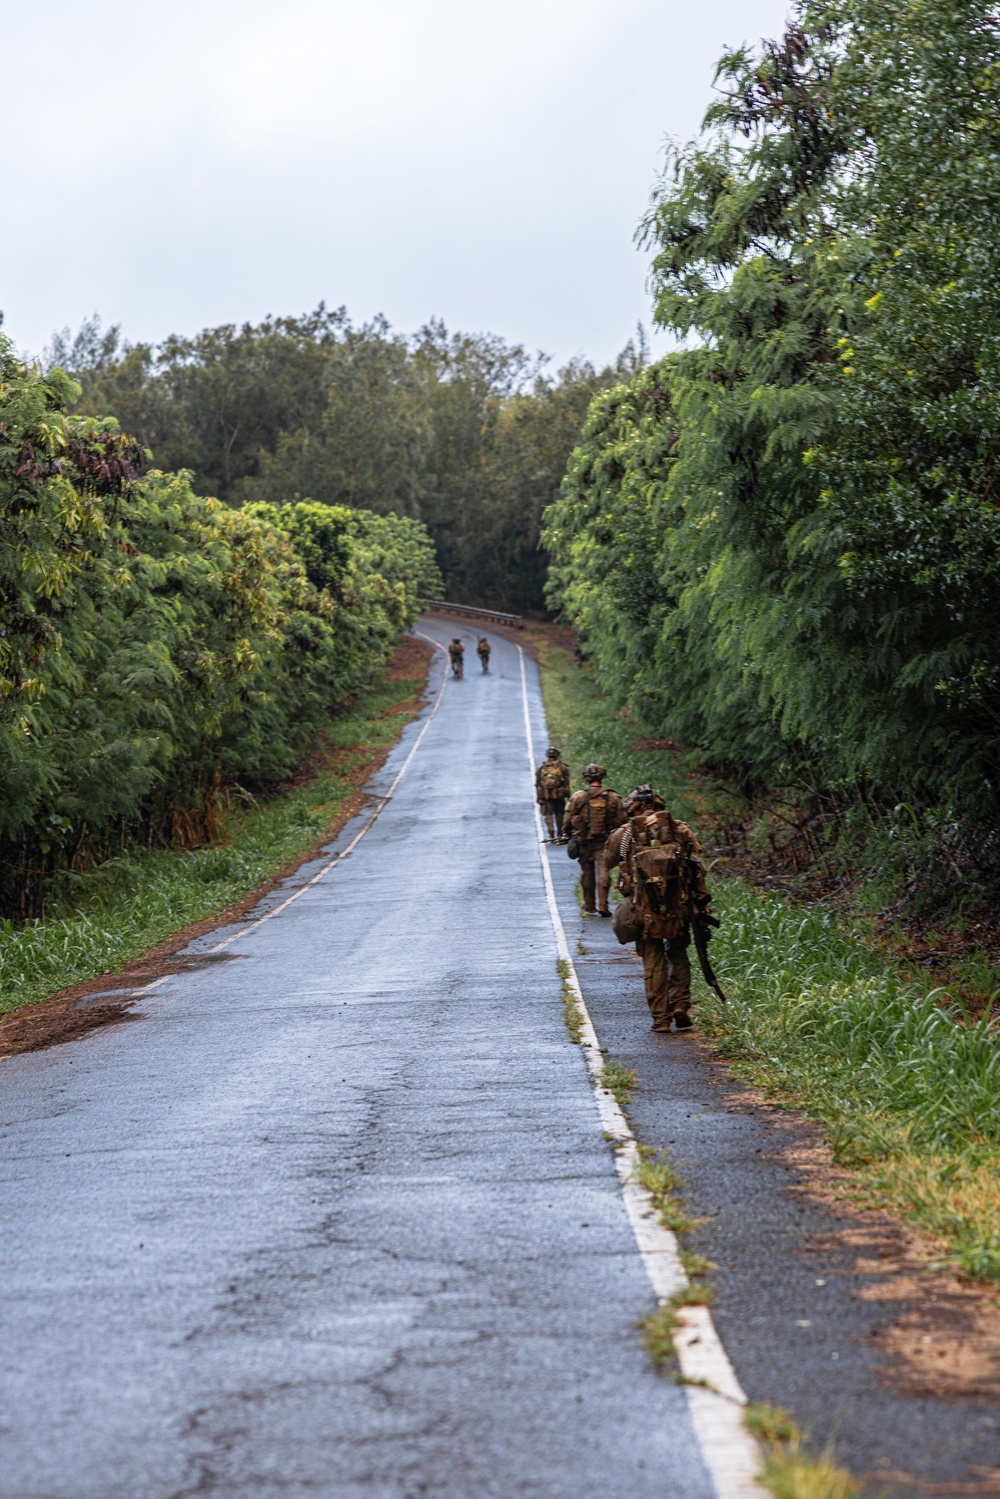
top-left (563, 763), bottom-right (626, 915)
top-left (604, 786), bottom-right (709, 1033)
top-left (448, 638), bottom-right (465, 678)
top-left (477, 637), bottom-right (491, 673)
top-left (535, 745), bottom-right (571, 841)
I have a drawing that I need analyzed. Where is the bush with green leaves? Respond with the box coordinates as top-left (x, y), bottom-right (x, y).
top-left (0, 337), bottom-right (440, 917)
top-left (545, 0), bottom-right (1000, 856)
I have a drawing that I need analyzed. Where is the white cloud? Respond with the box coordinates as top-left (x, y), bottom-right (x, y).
top-left (3, 0), bottom-right (792, 364)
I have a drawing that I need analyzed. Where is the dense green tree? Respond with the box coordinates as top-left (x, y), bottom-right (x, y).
top-left (546, 0), bottom-right (1000, 827)
top-left (0, 338), bottom-right (439, 916)
top-left (49, 309), bottom-right (642, 612)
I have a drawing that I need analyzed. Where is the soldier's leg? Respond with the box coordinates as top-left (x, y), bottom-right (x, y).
top-left (542, 801), bottom-right (556, 839)
top-left (596, 855), bottom-right (611, 915)
top-left (636, 935), bottom-right (671, 1030)
top-left (580, 857), bottom-right (597, 912)
top-left (553, 798), bottom-right (565, 841)
top-left (666, 929), bottom-right (693, 1025)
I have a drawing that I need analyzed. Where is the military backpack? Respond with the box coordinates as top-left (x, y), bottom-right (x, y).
top-left (538, 761), bottom-right (565, 795)
top-left (570, 787), bottom-right (613, 840)
top-left (627, 810), bottom-right (693, 939)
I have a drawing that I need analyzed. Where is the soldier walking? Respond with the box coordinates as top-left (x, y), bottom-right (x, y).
top-left (604, 785), bottom-right (709, 1033)
top-left (448, 638), bottom-right (465, 678)
top-left (563, 764), bottom-right (626, 915)
top-left (477, 637), bottom-right (491, 673)
top-left (535, 745), bottom-right (571, 842)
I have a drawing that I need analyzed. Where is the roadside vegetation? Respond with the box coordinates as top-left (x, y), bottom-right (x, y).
top-left (0, 343), bottom-right (439, 925)
top-left (537, 633), bottom-right (1000, 1286)
top-left (46, 308), bottom-right (646, 615)
top-left (0, 668), bottom-right (426, 1017)
top-left (543, 0), bottom-right (1000, 929)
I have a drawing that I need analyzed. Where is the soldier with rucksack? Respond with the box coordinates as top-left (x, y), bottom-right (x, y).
top-left (563, 764), bottom-right (626, 915)
top-left (535, 746), bottom-right (571, 841)
top-left (604, 785), bottom-right (709, 1032)
top-left (448, 638), bottom-right (465, 678)
top-left (477, 637), bottom-right (491, 673)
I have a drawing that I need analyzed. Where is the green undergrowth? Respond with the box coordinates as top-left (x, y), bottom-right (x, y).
top-left (601, 1057), bottom-right (638, 1111)
top-left (0, 673), bottom-right (424, 1017)
top-left (701, 883), bottom-right (1000, 1283)
top-left (534, 638), bottom-right (703, 819)
top-left (537, 634), bottom-right (1000, 1285)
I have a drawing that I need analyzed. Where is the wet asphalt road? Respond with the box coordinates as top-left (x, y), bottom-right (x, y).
top-left (0, 621), bottom-right (713, 1499)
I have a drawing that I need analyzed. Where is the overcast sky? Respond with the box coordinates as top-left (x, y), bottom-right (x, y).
top-left (4, 0), bottom-right (791, 368)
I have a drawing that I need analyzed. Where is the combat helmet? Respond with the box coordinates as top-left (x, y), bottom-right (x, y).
top-left (546, 745), bottom-right (560, 759)
top-left (582, 763), bottom-right (606, 781)
top-left (625, 783), bottom-right (665, 815)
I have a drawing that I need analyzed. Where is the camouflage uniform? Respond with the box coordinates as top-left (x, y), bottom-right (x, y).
top-left (535, 750), bottom-right (571, 840)
top-left (605, 809), bottom-right (708, 1031)
top-left (477, 637), bottom-right (491, 672)
top-left (448, 639), bottom-right (465, 678)
top-left (564, 780), bottom-right (626, 913)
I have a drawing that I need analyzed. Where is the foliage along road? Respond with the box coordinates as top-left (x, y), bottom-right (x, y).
top-left (1, 619), bottom-right (730, 1499)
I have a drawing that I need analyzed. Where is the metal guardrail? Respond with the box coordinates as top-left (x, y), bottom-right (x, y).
top-left (421, 599), bottom-right (522, 629)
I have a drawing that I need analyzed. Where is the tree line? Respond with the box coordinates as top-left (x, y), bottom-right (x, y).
top-left (544, 0), bottom-right (1000, 881)
top-left (49, 309), bottom-right (641, 614)
top-left (0, 340), bottom-right (440, 917)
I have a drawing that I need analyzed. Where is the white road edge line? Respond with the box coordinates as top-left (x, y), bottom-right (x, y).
top-left (130, 631), bottom-right (450, 998)
top-left (517, 644), bottom-right (766, 1499)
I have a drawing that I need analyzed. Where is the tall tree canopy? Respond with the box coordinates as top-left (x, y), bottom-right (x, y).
top-left (50, 310), bottom-right (642, 612)
top-left (545, 0), bottom-right (1000, 827)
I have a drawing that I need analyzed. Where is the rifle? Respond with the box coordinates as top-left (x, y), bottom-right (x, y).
top-left (688, 861), bottom-right (728, 1003)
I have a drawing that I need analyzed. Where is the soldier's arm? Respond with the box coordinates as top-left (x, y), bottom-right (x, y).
top-left (603, 825), bottom-right (625, 869)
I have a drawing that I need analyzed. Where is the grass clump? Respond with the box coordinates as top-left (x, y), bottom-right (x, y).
top-left (745, 1405), bottom-right (861, 1499)
top-left (639, 1303), bottom-right (679, 1369)
top-left (601, 1057), bottom-right (638, 1111)
top-left (634, 1143), bottom-right (699, 1234)
top-left (0, 674), bottom-right (424, 1017)
top-left (558, 961), bottom-right (585, 1043)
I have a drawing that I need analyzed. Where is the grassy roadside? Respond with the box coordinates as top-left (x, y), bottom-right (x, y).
top-left (0, 659), bottom-right (429, 1020)
top-left (534, 633), bottom-right (1000, 1287)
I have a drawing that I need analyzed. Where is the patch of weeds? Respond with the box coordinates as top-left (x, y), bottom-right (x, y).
top-left (640, 1285), bottom-right (715, 1375)
top-left (639, 1303), bottom-right (679, 1369)
top-left (680, 1250), bottom-right (716, 1281)
top-left (602, 1057), bottom-right (638, 1111)
top-left (634, 1143), bottom-right (699, 1233)
top-left (671, 1280), bottom-right (715, 1307)
top-left (745, 1405), bottom-right (861, 1499)
top-left (577, 939), bottom-right (587, 954)
top-left (562, 985), bottom-right (584, 1044)
top-left (557, 960), bottom-right (585, 1042)
top-left (603, 1131), bottom-right (629, 1150)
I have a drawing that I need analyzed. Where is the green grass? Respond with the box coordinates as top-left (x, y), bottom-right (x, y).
top-left (601, 1057), bottom-right (638, 1111)
top-left (558, 959), bottom-right (585, 1042)
top-left (634, 1143), bottom-right (699, 1234)
top-left (745, 1405), bottom-right (862, 1499)
top-left (0, 675), bottom-right (424, 1017)
top-left (537, 633), bottom-right (1000, 1285)
top-left (702, 881), bottom-right (1000, 1281)
top-left (535, 639), bottom-right (704, 819)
